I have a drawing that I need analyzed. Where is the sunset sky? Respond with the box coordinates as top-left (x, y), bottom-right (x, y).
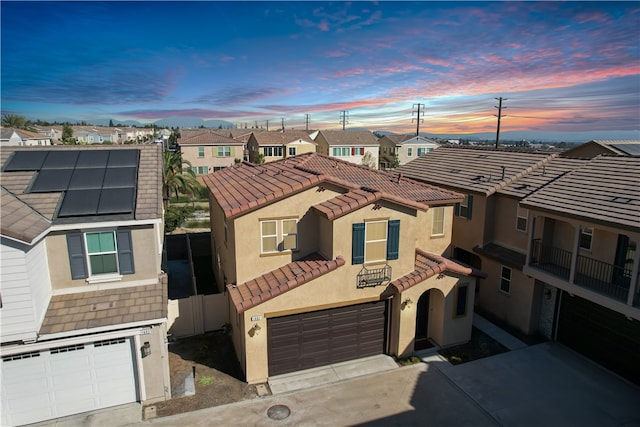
top-left (2, 1), bottom-right (639, 140)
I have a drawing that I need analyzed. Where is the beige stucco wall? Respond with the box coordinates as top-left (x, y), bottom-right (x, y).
top-left (451, 192), bottom-right (487, 252)
top-left (180, 145), bottom-right (242, 172)
top-left (47, 224), bottom-right (161, 291)
top-left (285, 141), bottom-right (316, 156)
top-left (139, 323), bottom-right (171, 403)
top-left (493, 196), bottom-right (529, 251)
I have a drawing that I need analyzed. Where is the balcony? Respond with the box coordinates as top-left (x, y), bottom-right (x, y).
top-left (357, 264), bottom-right (392, 288)
top-left (530, 239), bottom-right (632, 302)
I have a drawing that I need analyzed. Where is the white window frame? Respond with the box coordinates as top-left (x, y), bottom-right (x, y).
top-left (407, 147), bottom-right (413, 157)
top-left (197, 166), bottom-right (208, 175)
top-left (431, 206), bottom-right (445, 237)
top-left (516, 205), bottom-right (528, 232)
top-left (579, 227), bottom-right (593, 251)
top-left (260, 218), bottom-right (298, 254)
top-left (85, 230), bottom-right (121, 280)
top-left (500, 265), bottom-right (511, 294)
top-left (217, 146), bottom-right (231, 157)
top-left (365, 220), bottom-right (388, 263)
top-left (288, 147), bottom-right (296, 156)
top-left (197, 147), bottom-right (205, 158)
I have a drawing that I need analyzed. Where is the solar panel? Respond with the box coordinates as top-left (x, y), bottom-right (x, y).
top-left (76, 150), bottom-right (110, 168)
top-left (3, 151), bottom-right (48, 171)
top-left (68, 167), bottom-right (106, 190)
top-left (30, 169), bottom-right (74, 192)
top-left (107, 150), bottom-right (139, 167)
top-left (612, 143), bottom-right (640, 157)
top-left (58, 189), bottom-right (101, 217)
top-left (103, 167), bottom-right (137, 188)
top-left (97, 188), bottom-right (135, 214)
top-left (41, 150), bottom-right (79, 169)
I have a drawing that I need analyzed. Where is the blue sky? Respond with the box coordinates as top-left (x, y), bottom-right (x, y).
top-left (1, 1), bottom-right (639, 140)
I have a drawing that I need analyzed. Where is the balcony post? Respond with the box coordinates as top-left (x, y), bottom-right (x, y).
top-left (525, 214), bottom-right (536, 266)
top-left (569, 225), bottom-right (581, 284)
top-left (626, 242), bottom-right (640, 306)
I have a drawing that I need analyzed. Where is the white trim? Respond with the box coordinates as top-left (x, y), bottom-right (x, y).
top-left (0, 227), bottom-right (51, 246)
top-left (133, 334), bottom-right (147, 401)
top-left (50, 218), bottom-right (162, 232)
top-left (36, 318), bottom-right (167, 342)
top-left (52, 277), bottom-right (159, 295)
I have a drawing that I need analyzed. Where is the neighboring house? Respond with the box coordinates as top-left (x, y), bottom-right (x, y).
top-left (247, 130), bottom-right (316, 163)
top-left (561, 139), bottom-right (640, 158)
top-left (178, 130), bottom-right (244, 174)
top-left (521, 155), bottom-right (640, 384)
top-left (74, 129), bottom-right (104, 144)
top-left (35, 126), bottom-right (63, 143)
top-left (378, 134), bottom-right (439, 168)
top-left (313, 129), bottom-right (380, 169)
top-left (202, 153), bottom-right (485, 384)
top-left (0, 145), bottom-right (170, 426)
top-left (0, 128), bottom-right (52, 146)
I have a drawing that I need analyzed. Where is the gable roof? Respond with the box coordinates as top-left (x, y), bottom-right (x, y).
top-left (398, 147), bottom-right (555, 196)
top-left (562, 140), bottom-right (640, 158)
top-left (1, 145), bottom-right (163, 244)
top-left (316, 130), bottom-right (379, 146)
top-left (202, 153), bottom-right (463, 219)
top-left (521, 156), bottom-right (640, 231)
top-left (250, 130), bottom-right (315, 145)
top-left (383, 134), bottom-right (437, 146)
top-left (177, 130), bottom-right (243, 146)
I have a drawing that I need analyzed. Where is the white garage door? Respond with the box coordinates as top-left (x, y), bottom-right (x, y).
top-left (1, 337), bottom-right (137, 427)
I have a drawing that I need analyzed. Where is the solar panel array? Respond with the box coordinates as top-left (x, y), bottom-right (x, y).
top-left (3, 149), bottom-right (139, 218)
top-left (611, 143), bottom-right (640, 157)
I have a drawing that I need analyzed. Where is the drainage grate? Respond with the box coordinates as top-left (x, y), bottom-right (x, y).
top-left (267, 405), bottom-right (291, 420)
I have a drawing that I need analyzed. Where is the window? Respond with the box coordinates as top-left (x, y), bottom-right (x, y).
top-left (407, 148), bottom-right (413, 157)
top-left (418, 147), bottom-right (433, 156)
top-left (217, 146), bottom-right (231, 157)
top-left (352, 220), bottom-right (400, 264)
top-left (67, 230), bottom-right (135, 280)
top-left (288, 147), bottom-right (296, 156)
top-left (197, 166), bottom-right (208, 175)
top-left (332, 147), bottom-right (350, 157)
top-left (197, 147), bottom-right (205, 158)
top-left (351, 147), bottom-right (364, 156)
top-left (223, 216), bottom-right (228, 245)
top-left (516, 205), bottom-right (528, 232)
top-left (260, 219), bottom-right (298, 253)
top-left (263, 146), bottom-right (284, 157)
top-left (455, 285), bottom-right (468, 317)
top-left (579, 227), bottom-right (593, 251)
top-left (500, 266), bottom-right (511, 293)
top-left (431, 207), bottom-right (445, 236)
top-left (213, 166), bottom-right (226, 172)
top-left (455, 195), bottom-right (473, 219)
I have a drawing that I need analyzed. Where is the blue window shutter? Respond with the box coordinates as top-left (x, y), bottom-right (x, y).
top-left (67, 233), bottom-right (88, 279)
top-left (454, 203), bottom-right (460, 217)
top-left (386, 220), bottom-right (400, 260)
top-left (116, 229), bottom-right (135, 274)
top-left (352, 223), bottom-right (365, 265)
top-left (466, 195), bottom-right (474, 220)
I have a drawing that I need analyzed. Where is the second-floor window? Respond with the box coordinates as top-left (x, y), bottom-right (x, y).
top-left (579, 227), bottom-right (593, 251)
top-left (217, 146), bottom-right (231, 157)
top-left (260, 218), bottom-right (298, 253)
top-left (352, 220), bottom-right (400, 264)
top-left (516, 205), bottom-right (528, 232)
top-left (198, 147), bottom-right (205, 158)
top-left (351, 147), bottom-right (364, 156)
top-left (288, 147), bottom-right (296, 156)
top-left (417, 147), bottom-right (433, 156)
top-left (67, 230), bottom-right (135, 280)
top-left (332, 147), bottom-right (350, 157)
top-left (263, 146), bottom-right (284, 157)
top-left (431, 207), bottom-right (445, 237)
top-left (407, 148), bottom-right (413, 157)
top-left (455, 195), bottom-right (473, 220)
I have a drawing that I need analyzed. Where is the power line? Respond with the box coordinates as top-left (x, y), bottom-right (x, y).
top-left (339, 110), bottom-right (349, 130)
top-left (494, 97), bottom-right (507, 148)
top-left (304, 114), bottom-right (310, 131)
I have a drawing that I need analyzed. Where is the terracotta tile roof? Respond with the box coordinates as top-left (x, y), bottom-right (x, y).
top-left (389, 249), bottom-right (487, 293)
top-left (0, 145), bottom-right (163, 243)
top-left (316, 130), bottom-right (379, 146)
top-left (498, 157), bottom-right (589, 199)
top-left (227, 254), bottom-right (345, 313)
top-left (39, 277), bottom-right (167, 335)
top-left (398, 147), bottom-right (556, 196)
top-left (251, 130), bottom-right (316, 145)
top-left (177, 130), bottom-right (243, 146)
top-left (521, 156), bottom-right (640, 231)
top-left (474, 243), bottom-right (526, 269)
top-left (202, 153), bottom-right (463, 219)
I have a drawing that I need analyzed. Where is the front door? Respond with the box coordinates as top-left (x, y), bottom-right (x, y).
top-left (414, 291), bottom-right (433, 350)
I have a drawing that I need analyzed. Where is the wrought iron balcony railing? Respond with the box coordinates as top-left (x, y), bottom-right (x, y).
top-left (356, 264), bottom-right (392, 288)
top-left (530, 239), bottom-right (572, 280)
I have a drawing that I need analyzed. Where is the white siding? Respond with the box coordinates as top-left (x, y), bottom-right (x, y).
top-left (0, 238), bottom-right (51, 342)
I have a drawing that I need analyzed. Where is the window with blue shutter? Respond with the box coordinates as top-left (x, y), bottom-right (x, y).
top-left (67, 233), bottom-right (88, 279)
top-left (67, 229), bottom-right (135, 279)
top-left (386, 220), bottom-right (400, 260)
top-left (352, 223), bottom-right (365, 264)
top-left (116, 229), bottom-right (135, 274)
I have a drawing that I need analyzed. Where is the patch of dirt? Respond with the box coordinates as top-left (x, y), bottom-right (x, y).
top-left (438, 326), bottom-right (510, 365)
top-left (146, 331), bottom-right (258, 418)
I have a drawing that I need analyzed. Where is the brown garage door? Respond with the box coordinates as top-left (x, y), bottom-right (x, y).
top-left (267, 301), bottom-right (387, 376)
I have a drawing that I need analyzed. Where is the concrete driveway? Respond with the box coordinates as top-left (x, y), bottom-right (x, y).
top-left (141, 342), bottom-right (640, 427)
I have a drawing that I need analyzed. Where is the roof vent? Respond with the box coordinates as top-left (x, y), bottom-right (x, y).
top-left (451, 169), bottom-right (460, 173)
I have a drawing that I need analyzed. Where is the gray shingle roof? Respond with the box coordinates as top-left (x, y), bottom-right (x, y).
top-left (316, 130), bottom-right (379, 146)
top-left (521, 156), bottom-right (640, 231)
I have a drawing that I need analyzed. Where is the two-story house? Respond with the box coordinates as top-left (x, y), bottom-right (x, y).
top-left (312, 129), bottom-right (380, 169)
top-left (178, 130), bottom-right (244, 174)
top-left (378, 134), bottom-right (439, 169)
top-left (247, 130), bottom-right (316, 163)
top-left (202, 153), bottom-right (485, 384)
top-left (1, 128), bottom-right (52, 147)
top-left (561, 139), bottom-right (640, 158)
top-left (521, 155), bottom-right (640, 384)
top-left (0, 145), bottom-right (171, 426)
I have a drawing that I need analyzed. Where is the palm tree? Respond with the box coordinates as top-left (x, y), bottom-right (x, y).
top-left (163, 151), bottom-right (202, 206)
top-left (1, 113), bottom-right (35, 130)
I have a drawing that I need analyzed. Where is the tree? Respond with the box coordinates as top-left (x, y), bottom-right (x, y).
top-left (163, 151), bottom-right (202, 206)
top-left (253, 153), bottom-right (265, 164)
top-left (109, 119), bottom-right (114, 127)
top-left (2, 113), bottom-right (34, 130)
top-left (61, 124), bottom-right (75, 144)
top-left (361, 152), bottom-right (377, 169)
top-left (390, 153), bottom-right (400, 169)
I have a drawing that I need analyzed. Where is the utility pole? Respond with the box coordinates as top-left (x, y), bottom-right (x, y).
top-left (412, 103), bottom-right (425, 136)
top-left (266, 120), bottom-right (269, 131)
top-left (281, 118), bottom-right (285, 131)
top-left (304, 114), bottom-right (310, 131)
top-left (340, 110), bottom-right (349, 130)
top-left (494, 97), bottom-right (507, 148)
top-left (254, 120), bottom-right (258, 128)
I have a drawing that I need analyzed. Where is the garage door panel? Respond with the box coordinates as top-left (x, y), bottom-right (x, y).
top-left (268, 301), bottom-right (387, 376)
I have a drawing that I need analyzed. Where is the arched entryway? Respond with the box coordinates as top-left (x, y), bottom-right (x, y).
top-left (414, 290), bottom-right (434, 350)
